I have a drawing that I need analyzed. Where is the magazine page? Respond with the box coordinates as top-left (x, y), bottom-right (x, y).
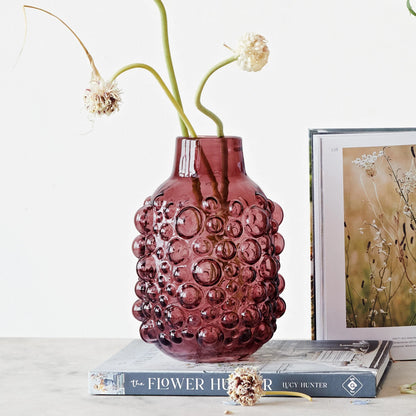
top-left (312, 129), bottom-right (416, 360)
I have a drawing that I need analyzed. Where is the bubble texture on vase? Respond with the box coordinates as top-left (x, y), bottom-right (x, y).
top-left (132, 136), bottom-right (285, 362)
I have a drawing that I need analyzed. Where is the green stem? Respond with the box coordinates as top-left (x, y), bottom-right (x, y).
top-left (195, 56), bottom-right (237, 137)
top-left (153, 0), bottom-right (188, 137)
top-left (110, 63), bottom-right (196, 138)
top-left (408, 0), bottom-right (416, 16)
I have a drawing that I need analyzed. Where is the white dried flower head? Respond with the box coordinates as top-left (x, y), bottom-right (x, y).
top-left (352, 151), bottom-right (384, 177)
top-left (398, 169), bottom-right (416, 195)
top-left (236, 33), bottom-right (269, 72)
top-left (227, 366), bottom-right (263, 406)
top-left (84, 77), bottom-right (121, 116)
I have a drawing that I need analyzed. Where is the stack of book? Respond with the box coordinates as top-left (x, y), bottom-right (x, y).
top-left (89, 339), bottom-right (392, 398)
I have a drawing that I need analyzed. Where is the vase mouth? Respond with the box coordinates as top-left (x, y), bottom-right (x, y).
top-left (177, 135), bottom-right (242, 140)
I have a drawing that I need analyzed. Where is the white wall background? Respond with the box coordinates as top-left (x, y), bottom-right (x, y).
top-left (1, 0), bottom-right (416, 339)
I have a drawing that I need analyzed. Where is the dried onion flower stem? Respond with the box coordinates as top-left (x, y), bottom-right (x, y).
top-left (153, 0), bottom-right (188, 137)
top-left (195, 56), bottom-right (237, 138)
top-left (109, 64), bottom-right (196, 138)
top-left (408, 0), bottom-right (416, 16)
top-left (195, 33), bottom-right (270, 137)
top-left (23, 5), bottom-right (101, 80)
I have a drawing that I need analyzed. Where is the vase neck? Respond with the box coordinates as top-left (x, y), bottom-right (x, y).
top-left (172, 136), bottom-right (246, 178)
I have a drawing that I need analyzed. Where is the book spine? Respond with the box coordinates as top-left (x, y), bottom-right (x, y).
top-left (88, 371), bottom-right (376, 397)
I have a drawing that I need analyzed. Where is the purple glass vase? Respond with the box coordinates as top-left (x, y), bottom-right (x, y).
top-left (132, 136), bottom-right (285, 362)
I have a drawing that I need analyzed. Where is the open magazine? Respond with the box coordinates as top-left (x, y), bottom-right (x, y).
top-left (310, 128), bottom-right (416, 360)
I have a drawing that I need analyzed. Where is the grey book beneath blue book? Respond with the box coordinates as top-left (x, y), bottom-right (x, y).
top-left (88, 339), bottom-right (392, 398)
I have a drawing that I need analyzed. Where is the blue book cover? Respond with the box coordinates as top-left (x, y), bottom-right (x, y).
top-left (88, 339), bottom-right (392, 398)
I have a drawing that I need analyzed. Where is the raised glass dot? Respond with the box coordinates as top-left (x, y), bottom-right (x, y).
top-left (166, 284), bottom-right (176, 296)
top-left (152, 196), bottom-right (164, 211)
top-left (168, 238), bottom-right (189, 265)
top-left (275, 297), bottom-right (286, 318)
top-left (175, 206), bottom-right (203, 239)
top-left (225, 280), bottom-right (239, 294)
top-left (272, 202), bottom-right (284, 225)
top-left (197, 326), bottom-right (224, 346)
top-left (242, 266), bottom-right (256, 283)
top-left (155, 211), bottom-right (164, 223)
top-left (160, 261), bottom-right (170, 274)
top-left (229, 200), bottom-right (244, 217)
top-left (134, 206), bottom-right (153, 235)
top-left (250, 282), bottom-right (267, 302)
top-left (156, 319), bottom-right (165, 331)
top-left (258, 236), bottom-right (271, 253)
top-left (181, 328), bottom-right (194, 339)
top-left (205, 216), bottom-right (224, 234)
top-left (136, 255), bottom-right (156, 281)
top-left (244, 206), bottom-right (270, 237)
top-left (201, 307), bottom-right (219, 321)
top-left (225, 220), bottom-right (243, 238)
top-left (255, 194), bottom-right (268, 210)
top-left (274, 233), bottom-right (285, 255)
top-left (140, 319), bottom-right (158, 343)
top-left (215, 240), bottom-right (237, 260)
top-left (154, 305), bottom-right (162, 318)
top-left (159, 223), bottom-right (174, 241)
top-left (145, 235), bottom-right (156, 253)
top-left (207, 287), bottom-right (226, 305)
top-left (178, 284), bottom-right (203, 309)
top-left (164, 202), bottom-right (177, 219)
top-left (173, 266), bottom-right (188, 283)
top-left (224, 262), bottom-right (239, 277)
top-left (187, 314), bottom-right (201, 328)
top-left (157, 275), bottom-right (167, 289)
top-left (270, 219), bottom-right (279, 234)
top-left (265, 281), bottom-right (278, 299)
top-left (221, 311), bottom-right (239, 329)
top-left (146, 283), bottom-right (159, 302)
top-left (192, 258), bottom-right (222, 286)
top-left (143, 302), bottom-right (153, 318)
top-left (222, 298), bottom-right (236, 310)
top-left (159, 295), bottom-right (168, 307)
top-left (156, 247), bottom-right (164, 260)
top-left (134, 280), bottom-right (148, 299)
top-left (238, 239), bottom-right (262, 265)
top-left (277, 274), bottom-right (285, 293)
top-left (165, 305), bottom-right (185, 329)
top-left (254, 322), bottom-right (273, 343)
top-left (258, 302), bottom-right (272, 320)
top-left (192, 238), bottom-right (212, 256)
top-left (259, 255), bottom-right (279, 279)
top-left (132, 235), bottom-right (146, 258)
top-left (238, 328), bottom-right (252, 344)
top-left (202, 197), bottom-right (219, 213)
top-left (169, 330), bottom-right (183, 344)
top-left (158, 332), bottom-right (172, 347)
top-left (132, 299), bottom-right (145, 321)
top-left (241, 305), bottom-right (261, 328)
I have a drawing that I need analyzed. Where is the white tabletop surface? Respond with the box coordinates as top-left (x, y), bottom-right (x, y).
top-left (1, 338), bottom-right (415, 416)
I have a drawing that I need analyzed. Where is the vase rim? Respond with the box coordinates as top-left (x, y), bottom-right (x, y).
top-left (177, 135), bottom-right (242, 140)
